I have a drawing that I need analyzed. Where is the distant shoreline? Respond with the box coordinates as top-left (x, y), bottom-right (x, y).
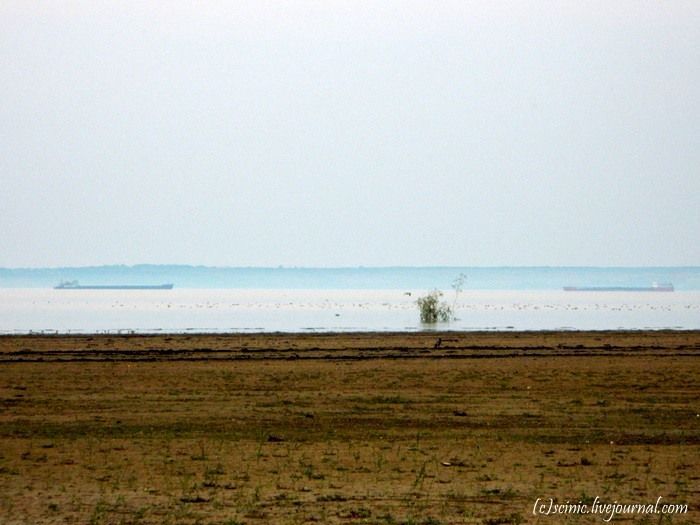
top-left (2, 265), bottom-right (699, 290)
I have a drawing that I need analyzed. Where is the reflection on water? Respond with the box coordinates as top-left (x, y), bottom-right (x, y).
top-left (1, 289), bottom-right (699, 334)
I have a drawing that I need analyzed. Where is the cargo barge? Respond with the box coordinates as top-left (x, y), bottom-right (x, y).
top-left (563, 283), bottom-right (674, 292)
top-left (55, 281), bottom-right (174, 290)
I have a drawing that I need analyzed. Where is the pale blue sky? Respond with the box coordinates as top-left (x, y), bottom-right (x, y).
top-left (2, 1), bottom-right (699, 267)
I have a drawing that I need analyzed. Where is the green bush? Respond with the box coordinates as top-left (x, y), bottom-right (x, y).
top-left (416, 290), bottom-right (452, 323)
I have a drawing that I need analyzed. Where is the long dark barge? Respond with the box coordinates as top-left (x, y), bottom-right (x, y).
top-left (563, 283), bottom-right (673, 292)
top-left (54, 281), bottom-right (174, 290)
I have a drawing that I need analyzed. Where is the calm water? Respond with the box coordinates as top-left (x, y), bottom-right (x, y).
top-left (1, 288), bottom-right (699, 334)
top-left (2, 267), bottom-right (699, 333)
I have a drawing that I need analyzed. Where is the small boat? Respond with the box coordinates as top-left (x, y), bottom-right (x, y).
top-left (54, 280), bottom-right (174, 290)
top-left (563, 282), bottom-right (674, 292)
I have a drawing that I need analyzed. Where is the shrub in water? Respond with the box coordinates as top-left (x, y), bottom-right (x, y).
top-left (416, 290), bottom-right (453, 323)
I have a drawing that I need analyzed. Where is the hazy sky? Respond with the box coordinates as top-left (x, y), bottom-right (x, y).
top-left (2, 1), bottom-right (699, 267)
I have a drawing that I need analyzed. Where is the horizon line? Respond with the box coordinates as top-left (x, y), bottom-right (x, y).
top-left (2, 264), bottom-right (699, 271)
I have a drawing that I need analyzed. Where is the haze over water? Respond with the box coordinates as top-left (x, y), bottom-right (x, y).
top-left (1, 266), bottom-right (698, 333)
top-left (2, 3), bottom-right (699, 270)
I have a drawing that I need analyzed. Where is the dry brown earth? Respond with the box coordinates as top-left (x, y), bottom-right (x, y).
top-left (1, 331), bottom-right (699, 524)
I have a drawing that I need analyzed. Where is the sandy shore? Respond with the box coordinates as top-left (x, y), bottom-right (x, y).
top-left (1, 331), bottom-right (699, 524)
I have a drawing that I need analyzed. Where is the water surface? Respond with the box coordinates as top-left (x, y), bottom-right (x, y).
top-left (2, 288), bottom-right (698, 333)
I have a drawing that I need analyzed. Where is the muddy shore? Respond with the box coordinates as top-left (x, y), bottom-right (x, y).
top-left (1, 332), bottom-right (698, 524)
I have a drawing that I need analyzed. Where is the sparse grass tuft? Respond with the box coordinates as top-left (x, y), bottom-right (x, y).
top-left (482, 513), bottom-right (524, 525)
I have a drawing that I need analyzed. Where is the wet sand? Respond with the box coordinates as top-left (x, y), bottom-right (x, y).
top-left (1, 331), bottom-right (699, 524)
top-left (2, 330), bottom-right (700, 361)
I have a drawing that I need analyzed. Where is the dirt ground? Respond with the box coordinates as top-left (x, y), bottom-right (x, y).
top-left (1, 331), bottom-right (699, 524)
